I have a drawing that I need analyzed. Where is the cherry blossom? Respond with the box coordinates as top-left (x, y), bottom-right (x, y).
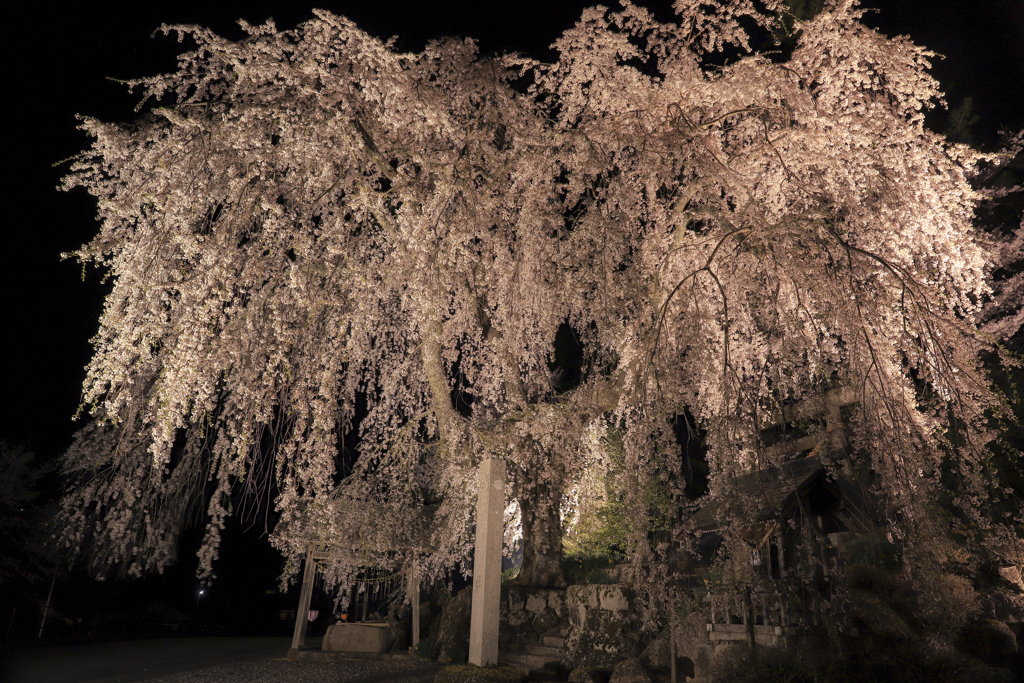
top-left (57, 1), bottom-right (1020, 607)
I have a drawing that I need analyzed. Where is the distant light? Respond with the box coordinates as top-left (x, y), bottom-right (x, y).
top-left (199, 590), bottom-right (205, 595)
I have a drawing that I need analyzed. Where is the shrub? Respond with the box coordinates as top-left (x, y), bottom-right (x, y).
top-left (562, 553), bottom-right (617, 584)
top-left (414, 637), bottom-right (439, 661)
top-left (909, 571), bottom-right (979, 639)
top-left (709, 644), bottom-right (838, 683)
top-left (843, 533), bottom-right (902, 571)
top-left (866, 641), bottom-right (1015, 683)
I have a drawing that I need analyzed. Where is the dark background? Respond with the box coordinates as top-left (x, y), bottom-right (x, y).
top-left (2, 0), bottom-right (1021, 639)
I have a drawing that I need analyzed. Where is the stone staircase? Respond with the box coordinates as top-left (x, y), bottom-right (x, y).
top-left (500, 631), bottom-right (568, 681)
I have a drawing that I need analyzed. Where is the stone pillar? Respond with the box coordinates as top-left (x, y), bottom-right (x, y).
top-left (289, 545), bottom-right (317, 657)
top-left (469, 458), bottom-right (506, 666)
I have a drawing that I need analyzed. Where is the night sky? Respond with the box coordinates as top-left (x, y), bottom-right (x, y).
top-left (2, 0), bottom-right (1022, 631)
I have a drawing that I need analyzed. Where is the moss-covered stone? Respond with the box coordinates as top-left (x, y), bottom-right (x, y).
top-left (608, 658), bottom-right (651, 683)
top-left (433, 664), bottom-right (529, 683)
top-left (958, 618), bottom-right (1018, 669)
top-left (567, 666), bottom-right (612, 682)
top-left (434, 587), bottom-right (474, 664)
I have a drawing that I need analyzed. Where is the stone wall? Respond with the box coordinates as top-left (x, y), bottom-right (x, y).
top-left (499, 586), bottom-right (567, 650)
top-left (447, 581), bottom-right (722, 680)
top-left (565, 584), bottom-right (639, 667)
top-left (497, 584), bottom-right (646, 668)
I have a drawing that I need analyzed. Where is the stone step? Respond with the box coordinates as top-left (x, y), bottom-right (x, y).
top-left (521, 644), bottom-right (563, 658)
top-left (498, 658), bottom-right (563, 682)
top-left (500, 649), bottom-right (562, 672)
top-left (542, 636), bottom-right (565, 649)
top-left (501, 652), bottom-right (553, 671)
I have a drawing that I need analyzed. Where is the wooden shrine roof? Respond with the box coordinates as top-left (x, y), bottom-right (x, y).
top-left (684, 456), bottom-right (869, 533)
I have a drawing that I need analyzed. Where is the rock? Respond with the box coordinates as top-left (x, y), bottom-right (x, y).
top-left (505, 587), bottom-right (525, 612)
top-left (675, 611), bottom-right (711, 676)
top-left (980, 587), bottom-right (1024, 625)
top-left (565, 585), bottom-right (638, 667)
top-left (959, 618), bottom-right (1018, 669)
top-left (533, 609), bottom-right (561, 634)
top-left (568, 666), bottom-right (611, 683)
top-left (609, 658), bottom-right (651, 683)
top-left (548, 592), bottom-right (565, 615)
top-left (570, 603), bottom-right (586, 630)
top-left (997, 565), bottom-right (1023, 590)
top-left (434, 664), bottom-right (528, 683)
top-left (499, 586), bottom-right (569, 651)
top-left (322, 622), bottom-right (385, 653)
top-left (568, 585), bottom-right (601, 609)
top-left (565, 606), bottom-right (629, 667)
top-left (387, 609), bottom-right (410, 652)
top-left (712, 641), bottom-right (737, 661)
top-left (598, 585), bottom-right (631, 612)
top-left (506, 606), bottom-right (527, 627)
top-left (435, 587), bottom-right (474, 664)
top-left (639, 631), bottom-right (670, 668)
top-left (526, 593), bottom-right (547, 612)
top-left (847, 590), bottom-right (912, 643)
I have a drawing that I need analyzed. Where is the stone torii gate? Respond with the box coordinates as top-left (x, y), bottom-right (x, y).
top-left (287, 458), bottom-right (507, 666)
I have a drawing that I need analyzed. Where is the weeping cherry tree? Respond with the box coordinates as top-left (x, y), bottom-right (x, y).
top-left (58, 0), bottom-right (1021, 613)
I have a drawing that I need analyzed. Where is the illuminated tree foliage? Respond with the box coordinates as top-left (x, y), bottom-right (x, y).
top-left (59, 0), bottom-right (1021, 603)
top-left (979, 128), bottom-right (1023, 345)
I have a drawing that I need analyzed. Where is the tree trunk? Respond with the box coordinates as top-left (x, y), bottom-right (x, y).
top-left (515, 478), bottom-right (566, 588)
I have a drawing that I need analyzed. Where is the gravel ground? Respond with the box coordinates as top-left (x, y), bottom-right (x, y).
top-left (142, 657), bottom-right (443, 683)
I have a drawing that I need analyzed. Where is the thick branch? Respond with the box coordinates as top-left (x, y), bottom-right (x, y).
top-left (419, 318), bottom-right (466, 455)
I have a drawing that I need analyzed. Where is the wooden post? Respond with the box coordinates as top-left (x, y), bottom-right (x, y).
top-left (6, 605), bottom-right (16, 641)
top-left (743, 587), bottom-right (755, 656)
top-left (37, 572), bottom-right (56, 639)
top-left (410, 558), bottom-right (420, 648)
top-left (289, 544), bottom-right (317, 657)
top-left (468, 458), bottom-right (505, 666)
top-left (670, 629), bottom-right (677, 683)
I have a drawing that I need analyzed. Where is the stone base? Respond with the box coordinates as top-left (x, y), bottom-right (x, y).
top-left (323, 622), bottom-right (393, 653)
